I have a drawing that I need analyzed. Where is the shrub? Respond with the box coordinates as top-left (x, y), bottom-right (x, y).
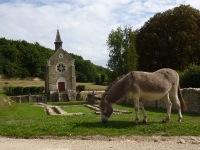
top-left (76, 85), bottom-right (85, 92)
top-left (3, 87), bottom-right (14, 96)
top-left (13, 86), bottom-right (23, 95)
top-left (23, 87), bottom-right (30, 95)
top-left (37, 86), bottom-right (45, 94)
top-left (179, 64), bottom-right (200, 88)
top-left (3, 86), bottom-right (45, 96)
top-left (29, 87), bottom-right (38, 95)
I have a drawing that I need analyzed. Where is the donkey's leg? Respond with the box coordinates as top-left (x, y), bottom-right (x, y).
top-left (169, 90), bottom-right (182, 123)
top-left (162, 94), bottom-right (172, 123)
top-left (133, 98), bottom-right (140, 124)
top-left (139, 100), bottom-right (147, 123)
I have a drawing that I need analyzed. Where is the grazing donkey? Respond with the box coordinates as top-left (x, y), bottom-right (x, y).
top-left (100, 68), bottom-right (186, 124)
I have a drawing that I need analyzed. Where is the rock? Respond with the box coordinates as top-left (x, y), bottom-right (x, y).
top-left (109, 138), bottom-right (114, 141)
top-left (126, 139), bottom-right (138, 143)
top-left (192, 141), bottom-right (200, 144)
top-left (154, 139), bottom-right (160, 142)
top-left (191, 136), bottom-right (198, 142)
top-left (191, 136), bottom-right (200, 144)
top-left (179, 138), bottom-right (186, 144)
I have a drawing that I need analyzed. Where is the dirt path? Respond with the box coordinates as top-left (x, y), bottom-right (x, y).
top-left (0, 136), bottom-right (199, 150)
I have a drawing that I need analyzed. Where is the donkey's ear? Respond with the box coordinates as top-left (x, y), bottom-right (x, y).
top-left (101, 93), bottom-right (107, 101)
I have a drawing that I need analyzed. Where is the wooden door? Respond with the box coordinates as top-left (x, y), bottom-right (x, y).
top-left (58, 82), bottom-right (65, 92)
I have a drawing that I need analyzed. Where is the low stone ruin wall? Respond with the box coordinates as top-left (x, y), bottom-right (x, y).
top-left (143, 88), bottom-right (200, 114)
top-left (9, 95), bottom-right (44, 103)
top-left (8, 88), bottom-right (200, 114)
top-left (78, 91), bottom-right (104, 100)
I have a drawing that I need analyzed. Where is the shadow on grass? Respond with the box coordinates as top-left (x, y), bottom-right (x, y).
top-left (183, 113), bottom-right (200, 117)
top-left (72, 120), bottom-right (159, 129)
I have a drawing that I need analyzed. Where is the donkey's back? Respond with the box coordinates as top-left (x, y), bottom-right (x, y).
top-left (131, 68), bottom-right (179, 101)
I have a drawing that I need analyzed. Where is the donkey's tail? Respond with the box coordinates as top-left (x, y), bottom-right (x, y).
top-left (178, 85), bottom-right (187, 113)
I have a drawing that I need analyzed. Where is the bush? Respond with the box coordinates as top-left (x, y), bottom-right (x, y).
top-left (76, 85), bottom-right (85, 92)
top-left (13, 86), bottom-right (23, 95)
top-left (3, 87), bottom-right (14, 96)
top-left (3, 86), bottom-right (45, 96)
top-left (23, 87), bottom-right (30, 95)
top-left (37, 86), bottom-right (45, 94)
top-left (29, 87), bottom-right (38, 95)
top-left (179, 64), bottom-right (200, 88)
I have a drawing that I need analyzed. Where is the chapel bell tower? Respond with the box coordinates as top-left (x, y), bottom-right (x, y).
top-left (54, 29), bottom-right (63, 51)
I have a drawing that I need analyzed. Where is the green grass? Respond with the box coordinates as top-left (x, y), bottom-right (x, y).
top-left (0, 101), bottom-right (199, 138)
top-left (0, 79), bottom-right (44, 90)
top-left (76, 82), bottom-right (107, 90)
top-left (0, 93), bottom-right (15, 108)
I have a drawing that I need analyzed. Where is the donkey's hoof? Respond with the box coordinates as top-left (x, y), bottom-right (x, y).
top-left (178, 119), bottom-right (182, 123)
top-left (161, 120), bottom-right (167, 123)
top-left (142, 120), bottom-right (148, 123)
top-left (133, 122), bottom-right (138, 126)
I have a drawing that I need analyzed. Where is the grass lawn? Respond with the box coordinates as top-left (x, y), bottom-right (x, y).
top-left (0, 101), bottom-right (199, 138)
top-left (0, 79), bottom-right (107, 91)
top-left (0, 79), bottom-right (44, 89)
top-left (76, 82), bottom-right (107, 90)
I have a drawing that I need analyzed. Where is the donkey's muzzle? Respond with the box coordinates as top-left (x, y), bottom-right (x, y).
top-left (101, 119), bottom-right (108, 123)
top-left (101, 115), bottom-right (108, 123)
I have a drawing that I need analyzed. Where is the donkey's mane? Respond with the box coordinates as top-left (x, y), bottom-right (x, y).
top-left (104, 74), bottom-right (126, 94)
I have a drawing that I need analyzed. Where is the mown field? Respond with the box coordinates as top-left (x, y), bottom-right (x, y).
top-left (0, 101), bottom-right (199, 138)
top-left (0, 79), bottom-right (107, 91)
top-left (0, 79), bottom-right (199, 138)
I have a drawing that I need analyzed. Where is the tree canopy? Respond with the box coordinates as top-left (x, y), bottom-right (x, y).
top-left (136, 5), bottom-right (200, 71)
top-left (70, 53), bottom-right (110, 84)
top-left (0, 38), bottom-right (53, 78)
top-left (0, 38), bottom-right (111, 83)
top-left (107, 26), bottom-right (138, 80)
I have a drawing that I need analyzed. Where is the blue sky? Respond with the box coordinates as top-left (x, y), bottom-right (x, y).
top-left (0, 0), bottom-right (199, 67)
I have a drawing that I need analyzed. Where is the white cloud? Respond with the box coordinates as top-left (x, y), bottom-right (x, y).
top-left (0, 0), bottom-right (199, 67)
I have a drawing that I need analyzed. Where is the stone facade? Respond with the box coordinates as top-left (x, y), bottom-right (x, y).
top-left (45, 30), bottom-right (76, 101)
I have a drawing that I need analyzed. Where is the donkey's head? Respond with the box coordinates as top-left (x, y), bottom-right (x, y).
top-left (99, 95), bottom-right (113, 123)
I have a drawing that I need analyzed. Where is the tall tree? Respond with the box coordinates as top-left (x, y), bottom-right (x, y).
top-left (107, 26), bottom-right (138, 80)
top-left (0, 38), bottom-right (111, 82)
top-left (136, 5), bottom-right (200, 71)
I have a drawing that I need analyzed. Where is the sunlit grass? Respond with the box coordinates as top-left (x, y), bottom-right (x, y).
top-left (0, 79), bottom-right (44, 89)
top-left (0, 101), bottom-right (199, 138)
top-left (0, 79), bottom-right (107, 90)
top-left (76, 82), bottom-right (107, 90)
top-left (0, 79), bottom-right (107, 92)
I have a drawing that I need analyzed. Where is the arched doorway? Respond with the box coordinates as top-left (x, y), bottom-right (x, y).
top-left (57, 77), bottom-right (66, 92)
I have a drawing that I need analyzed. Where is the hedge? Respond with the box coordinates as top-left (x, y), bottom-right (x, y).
top-left (76, 85), bottom-right (85, 92)
top-left (179, 64), bottom-right (200, 88)
top-left (3, 86), bottom-right (44, 96)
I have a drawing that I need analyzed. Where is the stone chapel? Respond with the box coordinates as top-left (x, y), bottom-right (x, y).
top-left (45, 29), bottom-right (76, 101)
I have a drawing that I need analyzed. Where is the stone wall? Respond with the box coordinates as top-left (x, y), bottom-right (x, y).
top-left (9, 95), bottom-right (45, 103)
top-left (79, 91), bottom-right (105, 100)
top-left (181, 88), bottom-right (200, 114)
top-left (143, 88), bottom-right (200, 114)
top-left (9, 88), bottom-right (200, 114)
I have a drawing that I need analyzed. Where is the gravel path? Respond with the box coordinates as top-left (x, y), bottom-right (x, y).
top-left (0, 136), bottom-right (200, 150)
